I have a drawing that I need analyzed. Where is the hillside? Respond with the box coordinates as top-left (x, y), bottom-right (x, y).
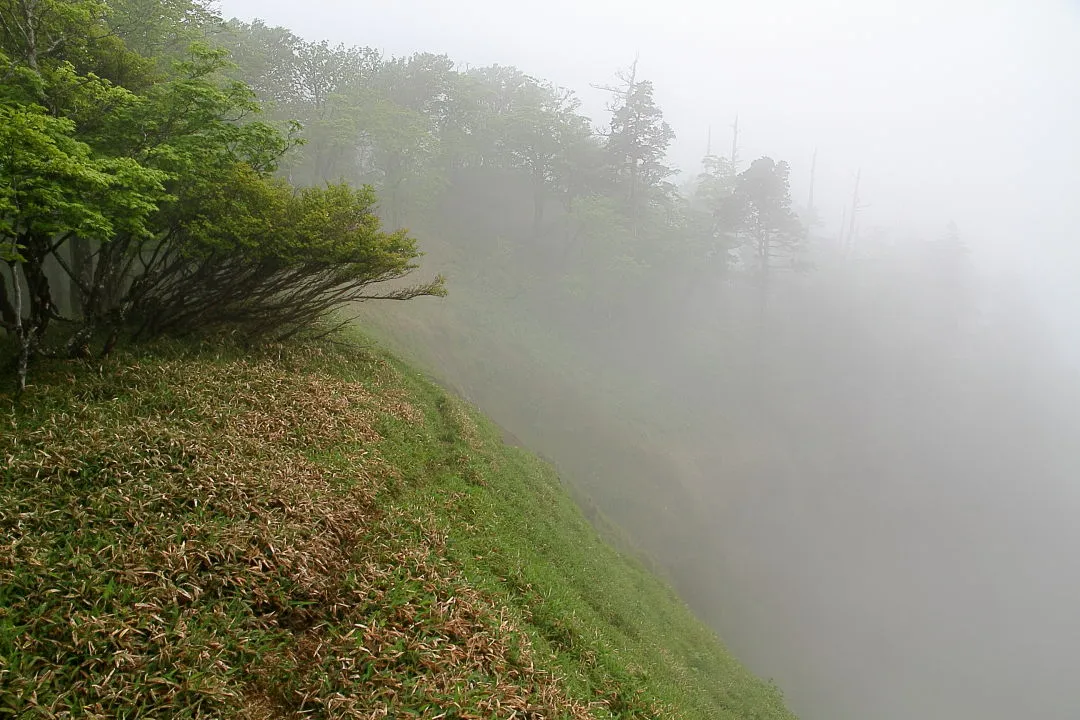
top-left (0, 334), bottom-right (794, 719)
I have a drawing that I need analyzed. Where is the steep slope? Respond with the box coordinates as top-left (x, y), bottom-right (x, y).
top-left (0, 334), bottom-right (794, 719)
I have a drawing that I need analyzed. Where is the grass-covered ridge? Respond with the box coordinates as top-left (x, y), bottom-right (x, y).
top-left (0, 335), bottom-right (794, 719)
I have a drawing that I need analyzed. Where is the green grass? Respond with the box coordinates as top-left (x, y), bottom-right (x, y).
top-left (0, 332), bottom-right (794, 719)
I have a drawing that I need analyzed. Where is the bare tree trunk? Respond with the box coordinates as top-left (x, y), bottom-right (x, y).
top-left (626, 57), bottom-right (638, 199)
top-left (10, 260), bottom-right (28, 392)
top-left (730, 114), bottom-right (740, 176)
top-left (846, 168), bottom-right (862, 255)
top-left (24, 0), bottom-right (39, 72)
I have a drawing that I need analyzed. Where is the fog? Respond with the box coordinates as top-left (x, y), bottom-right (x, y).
top-left (217, 1), bottom-right (1080, 718)
top-left (222, 0), bottom-right (1080, 256)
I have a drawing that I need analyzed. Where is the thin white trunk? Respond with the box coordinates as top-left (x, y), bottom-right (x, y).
top-left (10, 259), bottom-right (28, 391)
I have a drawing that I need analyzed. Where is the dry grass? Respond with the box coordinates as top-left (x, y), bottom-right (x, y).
top-left (0, 345), bottom-right (598, 718)
top-left (1, 338), bottom-right (796, 720)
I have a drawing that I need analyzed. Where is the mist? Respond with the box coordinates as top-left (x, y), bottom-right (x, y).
top-left (215, 1), bottom-right (1080, 718)
top-left (222, 0), bottom-right (1080, 255)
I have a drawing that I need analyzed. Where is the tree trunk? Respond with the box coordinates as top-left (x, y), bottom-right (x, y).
top-left (22, 237), bottom-right (54, 340)
top-left (0, 267), bottom-right (16, 330)
top-left (69, 236), bottom-right (92, 318)
top-left (9, 260), bottom-right (29, 392)
top-left (24, 1), bottom-right (39, 72)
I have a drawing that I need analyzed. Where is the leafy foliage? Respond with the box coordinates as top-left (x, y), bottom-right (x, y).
top-left (0, 5), bottom-right (442, 387)
top-left (730, 157), bottom-right (804, 276)
top-left (602, 66), bottom-right (676, 215)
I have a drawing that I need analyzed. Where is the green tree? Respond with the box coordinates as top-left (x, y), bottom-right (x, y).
top-left (218, 20), bottom-right (306, 108)
top-left (552, 113), bottom-right (601, 213)
top-left (691, 152), bottom-right (741, 264)
top-left (377, 52), bottom-right (455, 129)
top-left (99, 0), bottom-right (219, 86)
top-left (441, 65), bottom-right (520, 170)
top-left (217, 21), bottom-right (383, 184)
top-left (0, 100), bottom-right (165, 387)
top-left (0, 0), bottom-right (106, 73)
top-left (729, 157), bottom-right (803, 317)
top-left (350, 91), bottom-right (441, 228)
top-left (498, 75), bottom-right (586, 235)
top-left (128, 169), bottom-right (443, 340)
top-left (598, 60), bottom-right (675, 225)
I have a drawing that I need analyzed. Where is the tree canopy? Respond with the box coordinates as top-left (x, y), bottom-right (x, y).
top-left (215, 22), bottom-right (809, 300)
top-left (0, 1), bottom-right (443, 388)
top-left (3, 3), bottom-right (824, 388)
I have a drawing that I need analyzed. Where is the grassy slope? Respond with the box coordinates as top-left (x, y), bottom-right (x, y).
top-left (0, 333), bottom-right (794, 719)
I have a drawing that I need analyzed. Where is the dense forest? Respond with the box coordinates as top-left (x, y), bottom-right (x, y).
top-left (214, 17), bottom-right (817, 335)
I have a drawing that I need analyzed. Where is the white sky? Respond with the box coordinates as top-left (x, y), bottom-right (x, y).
top-left (215, 0), bottom-right (1080, 268)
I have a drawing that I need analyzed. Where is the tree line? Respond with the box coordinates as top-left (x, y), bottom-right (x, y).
top-left (0, 0), bottom-right (851, 389)
top-left (0, 0), bottom-right (444, 390)
top-left (215, 21), bottom-right (809, 316)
